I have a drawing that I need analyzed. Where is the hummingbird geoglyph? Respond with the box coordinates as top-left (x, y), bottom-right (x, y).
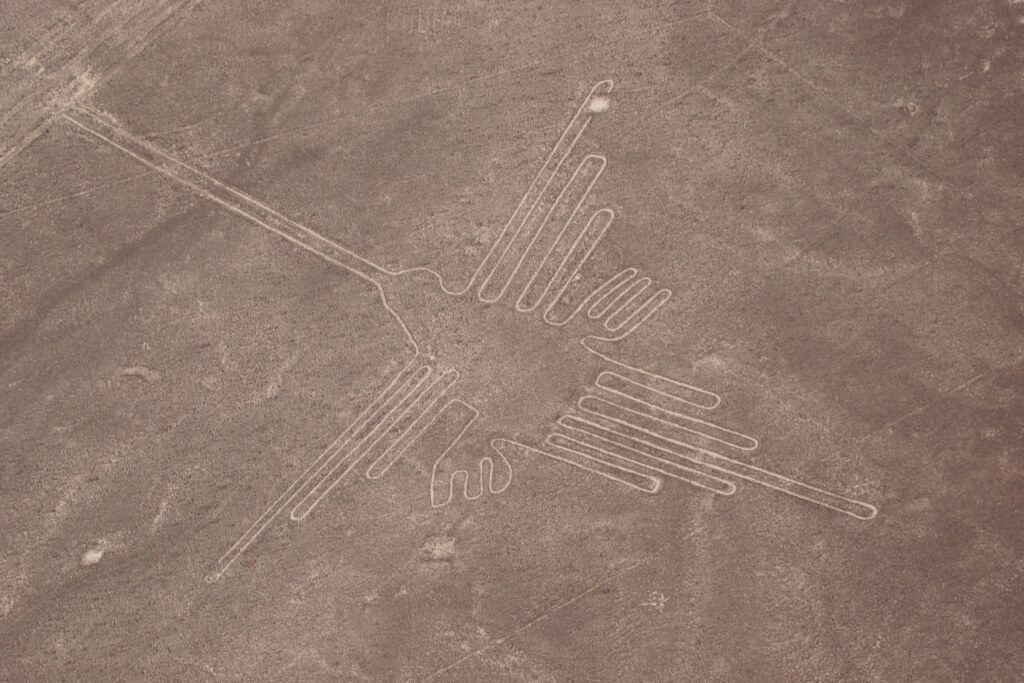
top-left (62, 80), bottom-right (876, 583)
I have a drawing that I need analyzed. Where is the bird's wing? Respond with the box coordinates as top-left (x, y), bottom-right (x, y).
top-left (492, 357), bottom-right (878, 520)
top-left (210, 358), bottom-right (457, 580)
top-left (465, 80), bottom-right (671, 340)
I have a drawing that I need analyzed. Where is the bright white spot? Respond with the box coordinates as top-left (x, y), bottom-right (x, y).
top-left (640, 591), bottom-right (668, 611)
top-left (81, 548), bottom-right (105, 567)
top-left (421, 535), bottom-right (455, 561)
top-left (587, 96), bottom-right (610, 114)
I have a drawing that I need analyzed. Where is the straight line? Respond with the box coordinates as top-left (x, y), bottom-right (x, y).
top-left (0, 170), bottom-right (153, 218)
top-left (60, 106), bottom-right (427, 360)
top-left (419, 526), bottom-right (702, 681)
top-left (0, 11), bottom-right (708, 216)
top-left (706, 11), bottom-right (877, 133)
top-left (419, 558), bottom-right (645, 681)
top-left (706, 10), bottom-right (1024, 226)
top-left (0, 0), bottom-right (199, 172)
top-left (61, 106), bottom-right (390, 283)
top-left (854, 367), bottom-right (1000, 444)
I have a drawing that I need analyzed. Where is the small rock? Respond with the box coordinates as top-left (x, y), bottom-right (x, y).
top-left (117, 366), bottom-right (161, 382)
top-left (80, 547), bottom-right (105, 567)
top-left (587, 96), bottom-right (610, 114)
top-left (420, 535), bottom-right (455, 561)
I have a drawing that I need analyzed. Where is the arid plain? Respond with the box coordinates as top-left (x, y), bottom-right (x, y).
top-left (1, 1), bottom-right (1023, 680)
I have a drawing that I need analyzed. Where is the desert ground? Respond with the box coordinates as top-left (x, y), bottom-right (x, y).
top-left (1, 1), bottom-right (1022, 680)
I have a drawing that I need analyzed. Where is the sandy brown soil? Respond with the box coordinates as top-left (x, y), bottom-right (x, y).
top-left (1, 1), bottom-right (1022, 680)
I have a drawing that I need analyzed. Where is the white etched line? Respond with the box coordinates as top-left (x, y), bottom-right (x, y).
top-left (560, 414), bottom-right (727, 483)
top-left (62, 107), bottom-right (388, 284)
top-left (278, 364), bottom-right (428, 520)
top-left (587, 272), bottom-right (639, 319)
top-left (593, 277), bottom-right (650, 323)
top-left (208, 359), bottom-right (418, 582)
top-left (92, 1), bottom-right (168, 60)
top-left (517, 190), bottom-right (612, 314)
top-left (3, 0), bottom-right (106, 76)
top-left (596, 369), bottom-right (722, 425)
top-left (0, 170), bottom-right (153, 219)
top-left (562, 412), bottom-right (877, 520)
top-left (604, 278), bottom-right (653, 330)
top-left (481, 154), bottom-right (602, 307)
top-left (422, 402), bottom-right (514, 506)
top-left (65, 1), bottom-right (158, 68)
top-left (575, 267), bottom-right (637, 318)
top-left (430, 400), bottom-right (483, 507)
top-left (534, 214), bottom-right (621, 320)
top-left (476, 151), bottom-right (601, 303)
top-left (120, 0), bottom-right (195, 56)
top-left (67, 72), bottom-right (867, 583)
top-left (579, 396), bottom-right (757, 459)
top-left (539, 217), bottom-right (622, 324)
top-left (0, 0), bottom-right (126, 127)
top-left (469, 80), bottom-right (614, 295)
top-left (365, 369), bottom-right (460, 479)
top-left (602, 288), bottom-right (672, 338)
top-left (583, 272), bottom-right (635, 320)
top-left (546, 432), bottom-right (734, 495)
top-left (62, 107), bottom-right (423, 355)
top-left (1, 0), bottom-right (199, 170)
top-left (581, 339), bottom-right (721, 409)
top-left (358, 370), bottom-right (453, 478)
top-left (290, 365), bottom-right (435, 520)
top-left (491, 437), bottom-right (662, 494)
top-left (585, 390), bottom-right (759, 451)
top-left (0, 76), bottom-right (95, 168)
top-left (481, 154), bottom-right (606, 303)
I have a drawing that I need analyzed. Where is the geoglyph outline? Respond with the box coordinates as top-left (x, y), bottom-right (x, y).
top-left (59, 79), bottom-right (877, 583)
